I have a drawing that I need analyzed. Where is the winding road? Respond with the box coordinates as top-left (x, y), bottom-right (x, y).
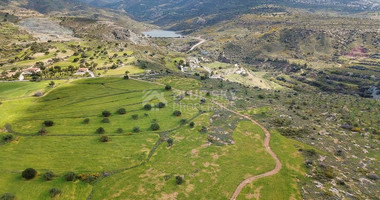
top-left (187, 37), bottom-right (206, 53)
top-left (209, 100), bottom-right (282, 200)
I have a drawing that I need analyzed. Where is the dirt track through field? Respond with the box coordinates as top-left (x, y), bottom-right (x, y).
top-left (210, 100), bottom-right (282, 200)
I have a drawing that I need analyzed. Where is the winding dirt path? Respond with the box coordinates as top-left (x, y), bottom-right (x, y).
top-left (187, 37), bottom-right (206, 53)
top-left (210, 100), bottom-right (282, 200)
top-left (133, 78), bottom-right (282, 199)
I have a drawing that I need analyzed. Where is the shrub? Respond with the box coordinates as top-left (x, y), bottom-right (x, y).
top-left (63, 172), bottom-right (76, 181)
top-left (167, 138), bottom-right (173, 147)
top-left (96, 127), bottom-right (105, 134)
top-left (180, 119), bottom-right (187, 125)
top-left (43, 120), bottom-right (54, 127)
top-left (156, 102), bottom-right (166, 108)
top-left (165, 85), bottom-right (172, 90)
top-left (49, 188), bottom-right (61, 198)
top-left (117, 128), bottom-right (123, 133)
top-left (2, 134), bottom-right (14, 143)
top-left (151, 123), bottom-right (160, 131)
top-left (117, 108), bottom-right (127, 115)
top-left (173, 110), bottom-right (182, 116)
top-left (133, 126), bottom-right (140, 133)
top-left (200, 126), bottom-right (207, 133)
top-left (100, 135), bottom-right (109, 143)
top-left (38, 127), bottom-right (48, 135)
top-left (175, 176), bottom-right (183, 185)
top-left (0, 193), bottom-right (15, 200)
top-left (102, 118), bottom-right (110, 123)
top-left (42, 171), bottom-right (54, 181)
top-left (132, 114), bottom-right (139, 120)
top-left (144, 104), bottom-right (152, 110)
top-left (189, 122), bottom-right (195, 128)
top-left (22, 168), bottom-right (37, 180)
top-left (83, 118), bottom-right (90, 124)
top-left (102, 111), bottom-right (111, 117)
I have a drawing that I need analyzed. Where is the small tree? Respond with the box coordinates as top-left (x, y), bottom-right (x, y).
top-left (49, 188), bottom-right (62, 198)
top-left (42, 171), bottom-right (55, 181)
top-left (117, 128), bottom-right (123, 133)
top-left (2, 134), bottom-right (14, 143)
top-left (151, 123), bottom-right (160, 131)
top-left (156, 102), bottom-right (166, 108)
top-left (22, 168), bottom-right (37, 180)
top-left (96, 127), bottom-right (105, 134)
top-left (102, 111), bottom-right (111, 117)
top-left (117, 108), bottom-right (127, 115)
top-left (133, 126), bottom-right (140, 133)
top-left (49, 81), bottom-right (55, 87)
top-left (0, 193), bottom-right (15, 200)
top-left (63, 172), bottom-right (76, 181)
top-left (39, 127), bottom-right (48, 135)
top-left (180, 119), bottom-right (187, 125)
top-left (173, 110), bottom-right (182, 116)
top-left (132, 114), bottom-right (139, 120)
top-left (102, 118), bottom-right (110, 123)
top-left (175, 176), bottom-right (184, 185)
top-left (167, 138), bottom-right (173, 147)
top-left (83, 118), bottom-right (90, 124)
top-left (144, 104), bottom-right (152, 110)
top-left (189, 122), bottom-right (195, 128)
top-left (165, 85), bottom-right (172, 91)
top-left (43, 120), bottom-right (54, 127)
top-left (100, 135), bottom-right (109, 142)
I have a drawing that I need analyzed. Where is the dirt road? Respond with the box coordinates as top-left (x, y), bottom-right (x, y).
top-left (209, 100), bottom-right (282, 200)
top-left (187, 37), bottom-right (206, 53)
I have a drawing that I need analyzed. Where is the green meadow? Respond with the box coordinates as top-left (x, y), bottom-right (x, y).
top-left (0, 77), bottom-right (305, 199)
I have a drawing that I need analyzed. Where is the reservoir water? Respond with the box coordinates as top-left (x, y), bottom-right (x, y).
top-left (142, 30), bottom-right (182, 38)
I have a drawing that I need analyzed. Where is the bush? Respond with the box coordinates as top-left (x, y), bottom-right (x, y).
top-left (175, 176), bottom-right (184, 185)
top-left (42, 171), bottom-right (54, 181)
top-left (39, 127), bottom-right (48, 135)
top-left (200, 126), bottom-right (207, 133)
top-left (63, 172), bottom-right (76, 181)
top-left (117, 108), bottom-right (127, 115)
top-left (180, 119), bottom-right (187, 125)
top-left (43, 120), bottom-right (54, 127)
top-left (0, 193), bottom-right (15, 200)
top-left (133, 126), bottom-right (140, 133)
top-left (102, 110), bottom-right (111, 117)
top-left (165, 85), bottom-right (172, 90)
top-left (156, 102), bottom-right (166, 108)
top-left (2, 134), bottom-right (13, 143)
top-left (117, 128), bottom-right (123, 133)
top-left (49, 188), bottom-right (61, 198)
top-left (151, 123), bottom-right (160, 131)
top-left (167, 138), bottom-right (173, 147)
top-left (173, 110), bottom-right (182, 116)
top-left (83, 118), bottom-right (90, 124)
top-left (144, 104), bottom-right (152, 110)
top-left (96, 127), bottom-right (105, 134)
top-left (132, 114), bottom-right (139, 120)
top-left (102, 118), bottom-right (110, 123)
top-left (189, 122), bottom-right (195, 128)
top-left (22, 168), bottom-right (37, 180)
top-left (100, 135), bottom-right (109, 142)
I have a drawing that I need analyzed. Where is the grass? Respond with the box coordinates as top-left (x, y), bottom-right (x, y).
top-left (90, 120), bottom-right (276, 199)
top-left (157, 76), bottom-right (201, 90)
top-left (238, 130), bottom-right (308, 200)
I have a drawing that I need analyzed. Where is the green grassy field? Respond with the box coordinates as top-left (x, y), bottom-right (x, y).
top-left (0, 77), bottom-right (305, 200)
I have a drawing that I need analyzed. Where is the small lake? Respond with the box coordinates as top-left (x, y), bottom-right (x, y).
top-left (142, 30), bottom-right (182, 38)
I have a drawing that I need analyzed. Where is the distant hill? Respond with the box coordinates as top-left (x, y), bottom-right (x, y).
top-left (77, 0), bottom-right (380, 29)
